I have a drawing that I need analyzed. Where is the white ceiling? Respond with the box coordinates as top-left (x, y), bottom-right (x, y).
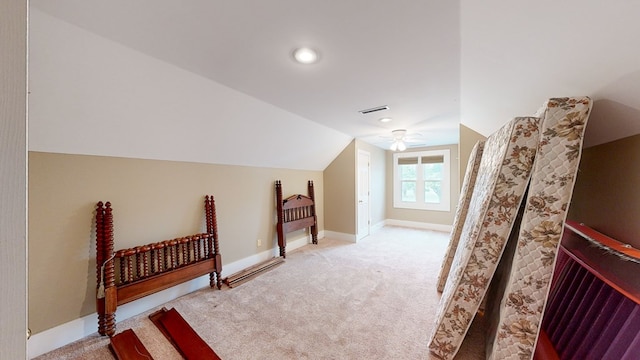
top-left (30, 0), bottom-right (640, 167)
top-left (460, 0), bottom-right (640, 148)
top-left (31, 0), bottom-right (461, 151)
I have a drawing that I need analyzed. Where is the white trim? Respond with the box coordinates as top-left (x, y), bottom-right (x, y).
top-left (393, 149), bottom-right (451, 212)
top-left (385, 219), bottom-right (453, 233)
top-left (371, 220), bottom-right (386, 233)
top-left (27, 231), bottom-right (320, 359)
top-left (356, 149), bottom-right (371, 241)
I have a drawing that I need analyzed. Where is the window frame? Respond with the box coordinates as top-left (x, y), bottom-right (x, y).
top-left (393, 149), bottom-right (451, 212)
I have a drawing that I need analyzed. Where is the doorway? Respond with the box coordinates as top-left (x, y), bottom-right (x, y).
top-left (357, 149), bottom-right (371, 240)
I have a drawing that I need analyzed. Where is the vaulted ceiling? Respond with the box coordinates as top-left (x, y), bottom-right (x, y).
top-left (28, 1), bottom-right (640, 170)
top-left (460, 1), bottom-right (640, 148)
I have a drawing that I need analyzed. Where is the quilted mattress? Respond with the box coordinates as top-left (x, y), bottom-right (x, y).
top-left (486, 97), bottom-right (592, 360)
top-left (436, 140), bottom-right (485, 293)
top-left (428, 117), bottom-right (541, 360)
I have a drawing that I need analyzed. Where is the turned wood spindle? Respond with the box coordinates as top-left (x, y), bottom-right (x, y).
top-left (169, 239), bottom-right (178, 269)
top-left (205, 196), bottom-right (213, 240)
top-left (275, 181), bottom-right (286, 259)
top-left (211, 202), bottom-right (220, 249)
top-left (194, 236), bottom-right (201, 262)
top-left (197, 235), bottom-right (204, 259)
top-left (163, 243), bottom-right (170, 271)
top-left (95, 202), bottom-right (106, 335)
top-left (204, 233), bottom-right (210, 259)
top-left (103, 202), bottom-right (116, 336)
top-left (308, 180), bottom-right (318, 245)
top-left (140, 245), bottom-right (150, 278)
top-left (115, 250), bottom-right (127, 284)
top-left (180, 237), bottom-right (189, 266)
top-left (151, 242), bottom-right (165, 274)
top-left (149, 244), bottom-right (157, 274)
top-left (134, 246), bottom-right (143, 281)
top-left (197, 234), bottom-right (204, 260)
top-left (191, 235), bottom-right (199, 263)
top-left (206, 195), bottom-right (222, 289)
top-left (96, 202), bottom-right (105, 290)
top-left (123, 248), bottom-right (136, 283)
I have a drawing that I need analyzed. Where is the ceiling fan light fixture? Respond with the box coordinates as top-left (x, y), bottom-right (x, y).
top-left (389, 129), bottom-right (407, 151)
top-left (390, 140), bottom-right (407, 151)
top-left (292, 47), bottom-right (319, 64)
top-left (391, 129), bottom-right (407, 140)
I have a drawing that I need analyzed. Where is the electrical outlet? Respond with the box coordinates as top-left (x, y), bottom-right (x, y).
top-left (257, 239), bottom-right (262, 247)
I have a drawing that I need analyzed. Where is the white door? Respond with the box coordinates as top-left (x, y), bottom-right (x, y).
top-left (357, 150), bottom-right (371, 240)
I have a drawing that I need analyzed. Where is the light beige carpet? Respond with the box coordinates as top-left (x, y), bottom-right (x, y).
top-left (35, 226), bottom-right (485, 359)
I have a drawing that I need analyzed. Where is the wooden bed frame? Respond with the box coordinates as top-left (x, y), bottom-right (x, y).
top-left (95, 196), bottom-right (222, 337)
top-left (534, 220), bottom-right (640, 359)
top-left (275, 180), bottom-right (318, 258)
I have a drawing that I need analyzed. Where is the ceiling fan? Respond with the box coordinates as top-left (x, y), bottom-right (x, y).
top-left (386, 129), bottom-right (421, 151)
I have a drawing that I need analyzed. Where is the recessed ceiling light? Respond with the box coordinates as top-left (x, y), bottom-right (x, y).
top-left (379, 117), bottom-right (392, 123)
top-left (292, 47), bottom-right (319, 64)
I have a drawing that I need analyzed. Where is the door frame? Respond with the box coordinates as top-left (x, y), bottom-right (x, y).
top-left (356, 149), bottom-right (371, 241)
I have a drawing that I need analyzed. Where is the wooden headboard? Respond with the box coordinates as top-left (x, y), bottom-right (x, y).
top-left (275, 180), bottom-right (318, 258)
top-left (95, 196), bottom-right (222, 337)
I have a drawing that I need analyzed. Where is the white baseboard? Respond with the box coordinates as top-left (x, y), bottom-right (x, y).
top-left (323, 230), bottom-right (357, 242)
top-left (27, 232), bottom-right (319, 359)
top-left (323, 220), bottom-right (448, 244)
top-left (384, 219), bottom-right (453, 233)
top-left (371, 221), bottom-right (385, 233)
top-left (30, 224), bottom-right (455, 357)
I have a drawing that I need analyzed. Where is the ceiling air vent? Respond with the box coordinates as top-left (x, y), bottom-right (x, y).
top-left (359, 105), bottom-right (389, 114)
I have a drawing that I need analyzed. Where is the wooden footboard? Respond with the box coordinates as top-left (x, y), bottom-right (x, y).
top-left (536, 220), bottom-right (640, 359)
top-left (95, 196), bottom-right (222, 337)
top-left (275, 180), bottom-right (318, 258)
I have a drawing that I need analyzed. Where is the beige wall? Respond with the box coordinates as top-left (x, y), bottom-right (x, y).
top-left (28, 152), bottom-right (323, 334)
top-left (1, 0), bottom-right (28, 356)
top-left (323, 141), bottom-right (356, 234)
top-left (568, 134), bottom-right (640, 248)
top-left (459, 124), bottom-right (486, 187)
top-left (323, 140), bottom-right (387, 236)
top-left (385, 144), bottom-right (460, 226)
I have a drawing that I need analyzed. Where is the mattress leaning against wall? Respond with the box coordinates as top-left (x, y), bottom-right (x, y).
top-left (436, 139), bottom-right (485, 292)
top-left (428, 116), bottom-right (541, 360)
top-left (486, 96), bottom-right (592, 360)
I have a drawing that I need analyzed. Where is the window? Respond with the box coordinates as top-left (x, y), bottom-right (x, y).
top-left (393, 149), bottom-right (450, 211)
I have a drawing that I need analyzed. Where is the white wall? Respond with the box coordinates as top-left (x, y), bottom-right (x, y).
top-left (29, 8), bottom-right (352, 171)
top-left (460, 0), bottom-right (640, 147)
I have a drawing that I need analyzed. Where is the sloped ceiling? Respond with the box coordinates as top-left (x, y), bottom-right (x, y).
top-left (29, 0), bottom-right (461, 171)
top-left (460, 0), bottom-right (640, 148)
top-left (29, 1), bottom-right (640, 172)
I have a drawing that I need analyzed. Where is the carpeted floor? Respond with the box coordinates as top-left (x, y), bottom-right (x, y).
top-left (35, 226), bottom-right (486, 359)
